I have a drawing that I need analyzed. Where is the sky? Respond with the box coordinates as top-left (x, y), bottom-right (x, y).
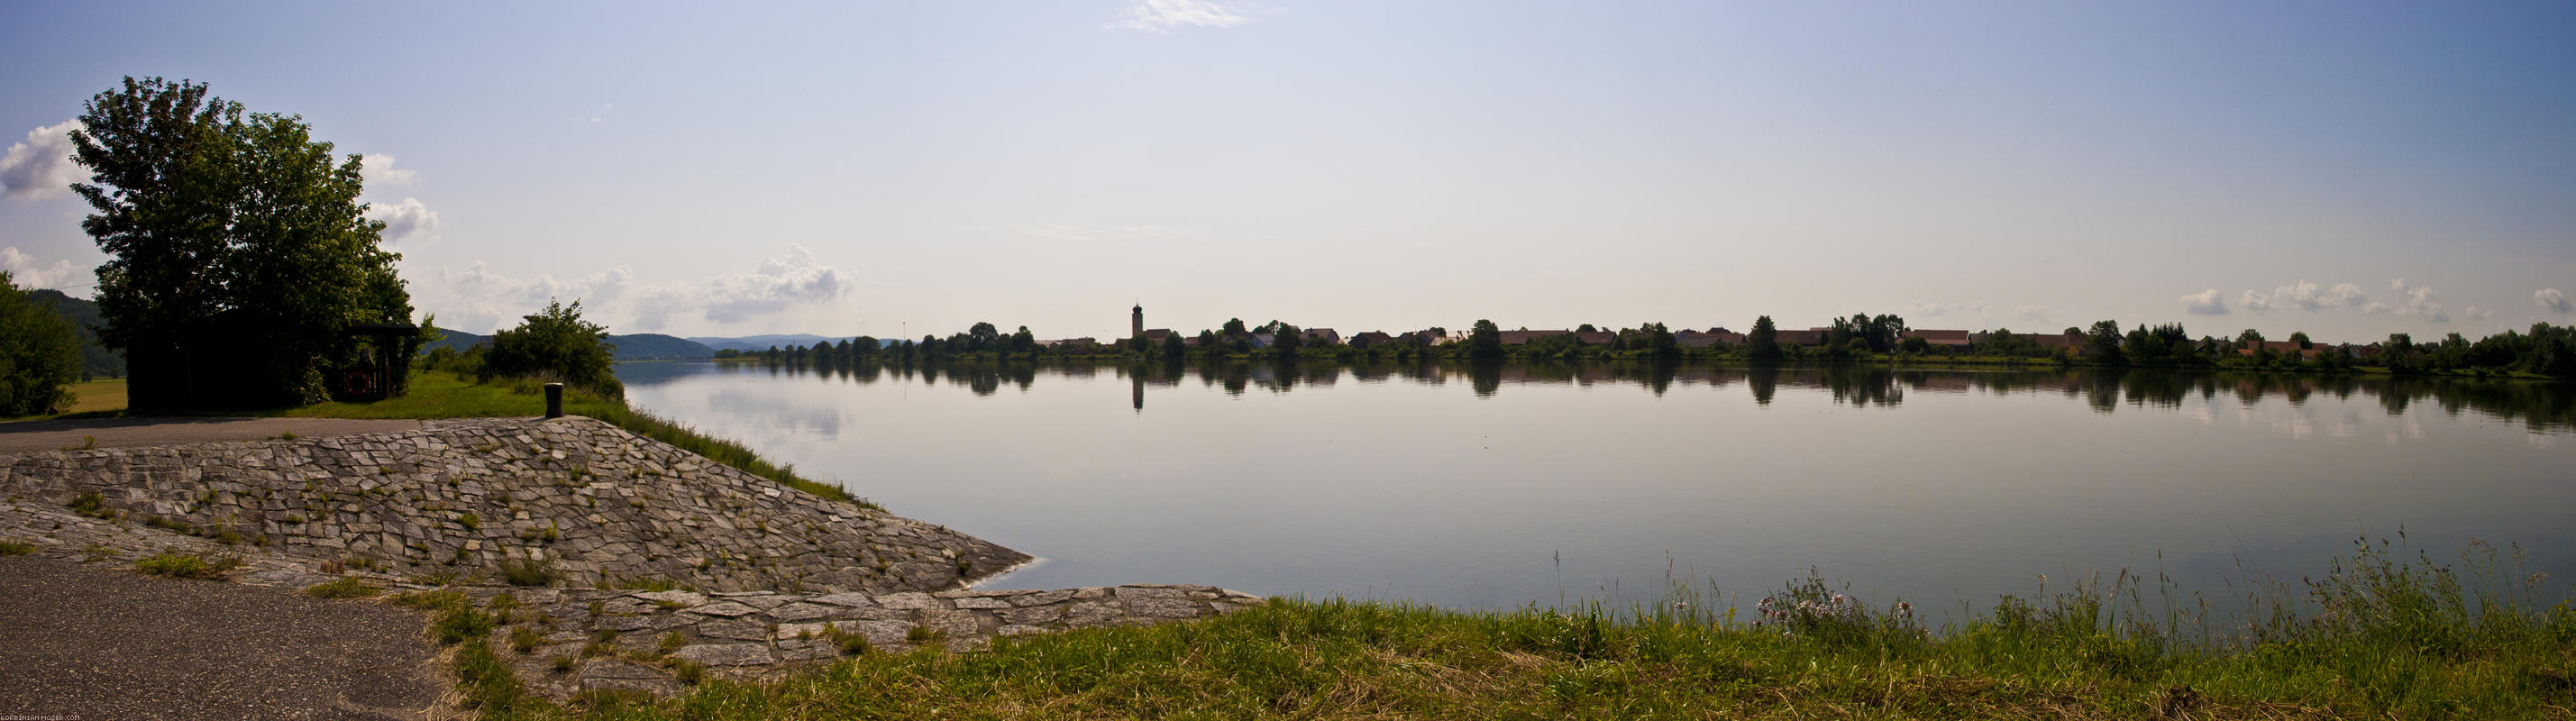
top-left (3, 1), bottom-right (2571, 342)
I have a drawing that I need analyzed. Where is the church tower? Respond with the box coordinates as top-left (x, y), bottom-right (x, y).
top-left (1132, 304), bottom-right (1144, 340)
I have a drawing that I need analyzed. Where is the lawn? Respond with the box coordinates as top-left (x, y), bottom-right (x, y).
top-left (0, 379), bottom-right (127, 422)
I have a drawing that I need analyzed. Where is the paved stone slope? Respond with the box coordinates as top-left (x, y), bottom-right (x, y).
top-left (0, 416), bottom-right (1028, 593)
top-left (452, 583), bottom-right (1264, 698)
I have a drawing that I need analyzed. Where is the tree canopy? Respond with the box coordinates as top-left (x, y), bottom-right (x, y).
top-left (70, 77), bottom-right (416, 408)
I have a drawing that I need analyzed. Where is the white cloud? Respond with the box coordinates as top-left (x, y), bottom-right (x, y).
top-left (360, 153), bottom-right (416, 187)
top-left (1906, 300), bottom-right (1984, 317)
top-left (0, 120), bottom-right (83, 200)
top-left (364, 197), bottom-right (441, 242)
top-left (2236, 289), bottom-right (2270, 314)
top-left (2179, 288), bottom-right (2228, 315)
top-left (704, 244), bottom-right (844, 324)
top-left (416, 246), bottom-right (845, 333)
top-left (1107, 0), bottom-right (1250, 32)
top-left (2234, 279), bottom-right (2368, 314)
top-left (2465, 306), bottom-right (2494, 321)
top-left (2367, 278), bottom-right (2450, 323)
top-left (1, 246), bottom-right (85, 289)
top-left (2539, 288), bottom-right (2571, 315)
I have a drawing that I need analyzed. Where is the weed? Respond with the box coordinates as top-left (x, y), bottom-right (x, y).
top-left (302, 576), bottom-right (379, 599)
top-left (60, 434), bottom-right (96, 452)
top-left (670, 658), bottom-right (704, 685)
top-left (431, 604), bottom-right (496, 645)
top-left (905, 625), bottom-right (943, 644)
top-left (510, 626), bottom-right (544, 654)
top-left (0, 539), bottom-right (35, 556)
top-left (456, 512), bottom-right (480, 531)
top-left (410, 569), bottom-right (465, 586)
top-left (658, 631), bottom-right (686, 655)
top-left (498, 558), bottom-right (556, 587)
top-left (69, 491), bottom-right (114, 519)
top-left (827, 624), bottom-right (872, 656)
top-left (135, 552), bottom-right (239, 580)
top-left (551, 655), bottom-right (576, 674)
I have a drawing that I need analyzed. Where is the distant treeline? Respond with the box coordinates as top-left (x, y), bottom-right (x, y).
top-left (731, 315), bottom-right (2576, 379)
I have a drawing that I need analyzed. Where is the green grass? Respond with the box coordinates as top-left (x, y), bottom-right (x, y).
top-left (0, 539), bottom-right (35, 556)
top-left (289, 370), bottom-right (875, 510)
top-left (0, 379), bottom-right (127, 422)
top-left (451, 540), bottom-right (2573, 721)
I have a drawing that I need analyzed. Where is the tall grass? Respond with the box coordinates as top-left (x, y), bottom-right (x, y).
top-left (454, 538), bottom-right (2572, 720)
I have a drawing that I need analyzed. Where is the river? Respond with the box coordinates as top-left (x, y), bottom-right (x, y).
top-left (618, 360), bottom-right (2574, 616)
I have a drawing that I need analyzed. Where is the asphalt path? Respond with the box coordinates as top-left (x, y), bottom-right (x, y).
top-left (0, 417), bottom-right (425, 454)
top-left (0, 554), bottom-right (443, 721)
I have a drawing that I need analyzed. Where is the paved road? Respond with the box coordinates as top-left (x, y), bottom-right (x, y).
top-left (0, 417), bottom-right (425, 454)
top-left (0, 555), bottom-right (443, 721)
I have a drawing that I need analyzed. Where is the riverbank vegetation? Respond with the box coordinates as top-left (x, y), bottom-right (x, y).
top-left (730, 315), bottom-right (2576, 380)
top-left (447, 539), bottom-right (2572, 720)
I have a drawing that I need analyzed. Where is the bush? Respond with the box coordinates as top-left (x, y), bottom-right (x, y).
top-left (0, 270), bottom-right (82, 416)
top-left (480, 299), bottom-right (621, 398)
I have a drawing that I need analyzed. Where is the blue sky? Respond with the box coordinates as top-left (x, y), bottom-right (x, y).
top-left (4, 1), bottom-right (2571, 341)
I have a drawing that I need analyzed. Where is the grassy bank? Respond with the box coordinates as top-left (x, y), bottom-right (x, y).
top-left (291, 370), bottom-right (876, 510)
top-left (0, 379), bottom-right (128, 421)
top-left (434, 540), bottom-right (2572, 721)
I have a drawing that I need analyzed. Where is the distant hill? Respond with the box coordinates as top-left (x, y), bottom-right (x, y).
top-left (686, 333), bottom-right (856, 352)
top-left (421, 327), bottom-right (715, 361)
top-left (29, 289), bottom-right (124, 379)
top-left (421, 327), bottom-right (488, 354)
top-left (607, 333), bottom-right (717, 360)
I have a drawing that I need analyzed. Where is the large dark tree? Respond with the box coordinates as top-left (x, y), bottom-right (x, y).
top-left (1466, 319), bottom-right (1503, 359)
top-left (71, 77), bottom-right (416, 409)
top-left (1747, 315), bottom-right (1783, 364)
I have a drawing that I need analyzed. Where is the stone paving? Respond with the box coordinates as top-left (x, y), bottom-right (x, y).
top-left (0, 416), bottom-right (1028, 593)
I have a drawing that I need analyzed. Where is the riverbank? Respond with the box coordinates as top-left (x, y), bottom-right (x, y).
top-left (450, 540), bottom-right (2572, 721)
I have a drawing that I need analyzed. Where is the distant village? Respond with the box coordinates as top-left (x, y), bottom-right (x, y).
top-left (1024, 306), bottom-right (2380, 360)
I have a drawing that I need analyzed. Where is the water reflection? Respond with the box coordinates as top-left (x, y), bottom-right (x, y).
top-left (653, 360), bottom-right (2576, 434)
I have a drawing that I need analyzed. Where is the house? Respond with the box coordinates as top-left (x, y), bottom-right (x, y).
top-left (1901, 330), bottom-right (1973, 349)
top-left (2239, 340), bottom-right (2325, 359)
top-left (1349, 331), bottom-right (1394, 347)
top-left (1300, 328), bottom-right (1341, 344)
top-left (1247, 333), bottom-right (1274, 349)
top-left (1574, 330), bottom-right (1615, 345)
top-left (1038, 337), bottom-right (1099, 349)
top-left (1675, 329), bottom-right (1738, 349)
top-left (1496, 330), bottom-right (1567, 346)
top-left (1772, 329), bottom-right (1825, 346)
top-left (1140, 329), bottom-right (1177, 344)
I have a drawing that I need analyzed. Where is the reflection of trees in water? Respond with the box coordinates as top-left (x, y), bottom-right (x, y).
top-left (731, 360), bottom-right (2575, 432)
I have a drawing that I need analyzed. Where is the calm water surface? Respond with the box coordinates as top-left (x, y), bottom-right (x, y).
top-left (619, 360), bottom-right (2575, 614)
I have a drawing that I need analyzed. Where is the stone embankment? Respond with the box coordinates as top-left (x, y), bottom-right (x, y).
top-left (457, 583), bottom-right (1263, 698)
top-left (0, 416), bottom-right (1027, 592)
